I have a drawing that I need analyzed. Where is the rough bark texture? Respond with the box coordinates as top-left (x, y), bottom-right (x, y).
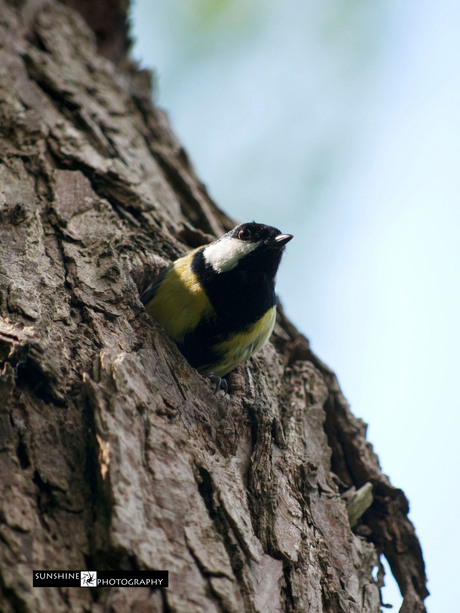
top-left (0, 1), bottom-right (428, 612)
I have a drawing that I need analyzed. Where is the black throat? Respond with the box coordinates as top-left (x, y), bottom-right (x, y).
top-left (192, 247), bottom-right (280, 333)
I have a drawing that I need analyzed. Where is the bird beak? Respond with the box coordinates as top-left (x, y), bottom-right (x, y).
top-left (273, 233), bottom-right (293, 248)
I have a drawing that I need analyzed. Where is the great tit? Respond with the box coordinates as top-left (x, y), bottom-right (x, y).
top-left (141, 222), bottom-right (293, 380)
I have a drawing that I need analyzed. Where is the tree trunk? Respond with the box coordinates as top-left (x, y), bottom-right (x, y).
top-left (0, 1), bottom-right (428, 611)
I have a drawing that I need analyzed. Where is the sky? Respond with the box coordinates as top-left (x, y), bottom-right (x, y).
top-left (131, 1), bottom-right (460, 610)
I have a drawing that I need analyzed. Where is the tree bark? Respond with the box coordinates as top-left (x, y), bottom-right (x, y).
top-left (0, 1), bottom-right (428, 611)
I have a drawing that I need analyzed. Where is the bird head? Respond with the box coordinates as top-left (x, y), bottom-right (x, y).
top-left (202, 222), bottom-right (293, 275)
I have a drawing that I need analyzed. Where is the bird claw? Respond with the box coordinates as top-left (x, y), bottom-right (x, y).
top-left (207, 373), bottom-right (228, 394)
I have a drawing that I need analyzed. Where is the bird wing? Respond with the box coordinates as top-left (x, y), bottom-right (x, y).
top-left (140, 264), bottom-right (172, 305)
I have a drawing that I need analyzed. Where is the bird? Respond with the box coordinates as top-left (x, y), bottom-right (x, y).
top-left (141, 222), bottom-right (293, 386)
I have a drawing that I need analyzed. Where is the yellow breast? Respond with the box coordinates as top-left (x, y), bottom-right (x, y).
top-left (144, 248), bottom-right (213, 342)
top-left (208, 306), bottom-right (277, 377)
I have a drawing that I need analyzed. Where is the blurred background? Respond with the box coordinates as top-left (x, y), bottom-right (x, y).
top-left (132, 1), bottom-right (460, 610)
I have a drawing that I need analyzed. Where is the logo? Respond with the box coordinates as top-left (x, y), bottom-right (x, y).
top-left (80, 571), bottom-right (97, 587)
top-left (33, 570), bottom-right (168, 588)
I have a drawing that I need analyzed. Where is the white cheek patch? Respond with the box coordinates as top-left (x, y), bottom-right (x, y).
top-left (203, 237), bottom-right (261, 272)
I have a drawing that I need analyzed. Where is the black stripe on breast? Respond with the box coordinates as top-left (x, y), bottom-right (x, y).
top-left (178, 318), bottom-right (221, 373)
top-left (191, 249), bottom-right (277, 334)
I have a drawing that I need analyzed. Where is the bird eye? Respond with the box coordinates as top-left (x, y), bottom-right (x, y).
top-left (238, 227), bottom-right (252, 241)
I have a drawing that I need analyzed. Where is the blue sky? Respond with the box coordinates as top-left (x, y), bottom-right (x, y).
top-left (132, 1), bottom-right (460, 609)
